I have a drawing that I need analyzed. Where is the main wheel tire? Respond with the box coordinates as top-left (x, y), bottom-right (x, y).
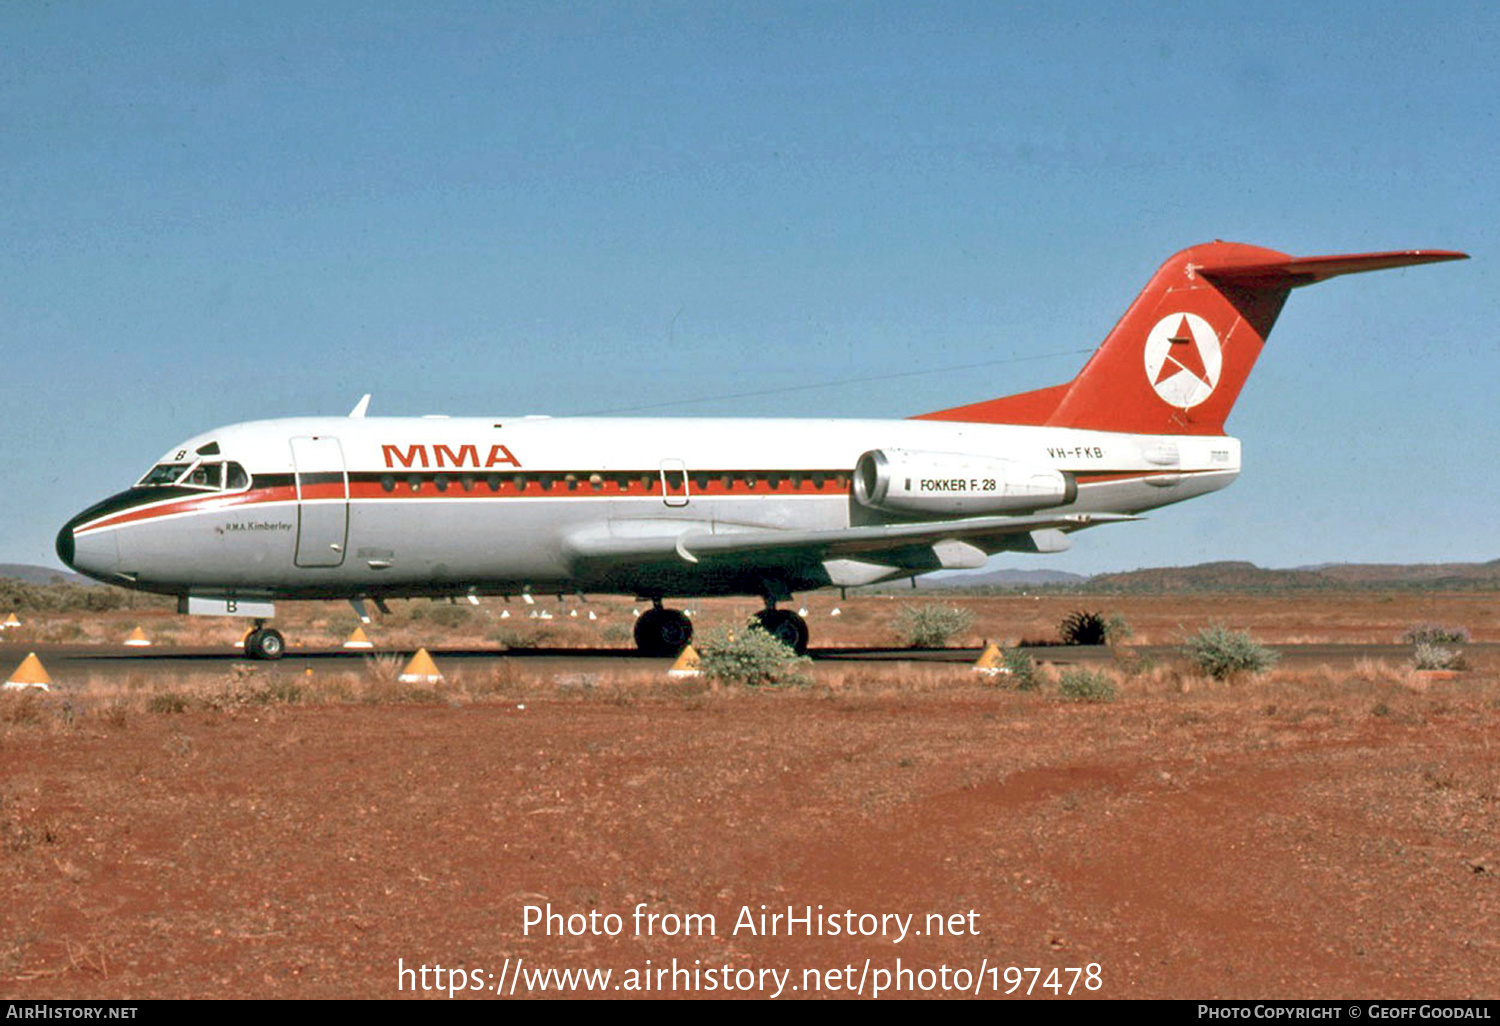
top-left (754, 609), bottom-right (809, 654)
top-left (634, 608), bottom-right (693, 657)
top-left (246, 627), bottom-right (286, 661)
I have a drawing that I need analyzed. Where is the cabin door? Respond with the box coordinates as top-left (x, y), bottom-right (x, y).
top-left (290, 436), bottom-right (349, 568)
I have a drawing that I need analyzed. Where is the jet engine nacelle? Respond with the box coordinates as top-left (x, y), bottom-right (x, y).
top-left (852, 448), bottom-right (1076, 516)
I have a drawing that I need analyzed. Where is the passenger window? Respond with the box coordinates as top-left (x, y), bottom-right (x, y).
top-left (225, 463), bottom-right (249, 490)
top-left (380, 474), bottom-right (396, 493)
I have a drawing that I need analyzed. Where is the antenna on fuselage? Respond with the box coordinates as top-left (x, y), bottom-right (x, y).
top-left (349, 394), bottom-right (372, 418)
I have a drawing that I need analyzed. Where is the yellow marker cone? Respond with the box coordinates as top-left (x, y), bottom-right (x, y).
top-left (123, 626), bottom-right (152, 647)
top-left (398, 647), bottom-right (444, 684)
top-left (343, 627), bottom-right (374, 650)
top-left (3, 612), bottom-right (21, 629)
top-left (4, 652), bottom-right (52, 691)
top-left (972, 641), bottom-right (1009, 677)
top-left (667, 644), bottom-right (702, 678)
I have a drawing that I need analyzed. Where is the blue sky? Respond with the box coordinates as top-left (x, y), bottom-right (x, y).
top-left (2, 1), bottom-right (1495, 575)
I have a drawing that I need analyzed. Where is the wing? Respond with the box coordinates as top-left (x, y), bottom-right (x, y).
top-left (564, 511), bottom-right (1140, 585)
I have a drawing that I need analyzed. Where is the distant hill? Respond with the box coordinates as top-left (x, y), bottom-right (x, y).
top-left (0, 563), bottom-right (97, 586)
top-left (918, 568), bottom-right (1088, 589)
top-left (1075, 559), bottom-right (1500, 592)
top-left (920, 559), bottom-right (1500, 593)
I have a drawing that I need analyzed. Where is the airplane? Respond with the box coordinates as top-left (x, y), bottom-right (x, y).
top-left (55, 241), bottom-right (1466, 659)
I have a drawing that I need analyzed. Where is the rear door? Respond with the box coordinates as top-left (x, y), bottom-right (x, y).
top-left (290, 436), bottom-right (349, 567)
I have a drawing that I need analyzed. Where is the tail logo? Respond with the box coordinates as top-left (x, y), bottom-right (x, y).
top-left (1143, 312), bottom-right (1222, 409)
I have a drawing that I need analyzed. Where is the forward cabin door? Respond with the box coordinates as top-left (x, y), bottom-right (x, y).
top-left (290, 436), bottom-right (349, 568)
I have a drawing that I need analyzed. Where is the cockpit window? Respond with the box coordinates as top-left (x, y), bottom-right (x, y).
top-left (136, 459), bottom-right (249, 491)
top-left (182, 463), bottom-right (222, 490)
top-left (138, 463), bottom-right (192, 487)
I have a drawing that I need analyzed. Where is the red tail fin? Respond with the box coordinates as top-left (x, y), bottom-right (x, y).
top-left (918, 241), bottom-right (1466, 434)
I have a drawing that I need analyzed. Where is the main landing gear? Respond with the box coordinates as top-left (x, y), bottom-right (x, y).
top-left (754, 604), bottom-right (809, 655)
top-left (634, 600), bottom-right (693, 657)
top-left (631, 598), bottom-right (811, 657)
top-left (244, 621), bottom-right (286, 661)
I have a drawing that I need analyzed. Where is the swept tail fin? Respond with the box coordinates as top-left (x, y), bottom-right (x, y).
top-left (919, 241), bottom-right (1466, 434)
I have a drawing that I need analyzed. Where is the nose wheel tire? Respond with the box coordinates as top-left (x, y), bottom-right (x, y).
top-left (754, 609), bottom-right (810, 654)
top-left (245, 628), bottom-right (286, 661)
top-left (634, 608), bottom-right (693, 657)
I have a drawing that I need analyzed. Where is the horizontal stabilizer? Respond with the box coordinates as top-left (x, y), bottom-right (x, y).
top-left (1199, 249), bottom-right (1468, 289)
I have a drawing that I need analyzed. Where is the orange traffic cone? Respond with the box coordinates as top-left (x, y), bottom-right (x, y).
top-left (343, 627), bottom-right (374, 650)
top-left (124, 626), bottom-right (152, 647)
top-left (4, 652), bottom-right (52, 691)
top-left (667, 644), bottom-right (702, 678)
top-left (972, 642), bottom-right (1009, 677)
top-left (398, 648), bottom-right (444, 684)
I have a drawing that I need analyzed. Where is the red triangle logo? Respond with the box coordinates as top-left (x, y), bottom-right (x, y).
top-left (1154, 316), bottom-right (1209, 386)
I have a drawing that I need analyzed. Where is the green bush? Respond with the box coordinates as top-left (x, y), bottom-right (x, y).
top-left (147, 692), bottom-right (190, 714)
top-left (697, 625), bottom-right (811, 688)
top-left (1002, 648), bottom-right (1042, 691)
top-left (1413, 643), bottom-right (1465, 671)
top-left (1057, 667), bottom-right (1116, 703)
top-left (1180, 624), bottom-right (1279, 680)
top-left (489, 626), bottom-right (532, 649)
top-left (894, 604), bottom-right (975, 648)
top-left (1400, 623), bottom-right (1470, 646)
top-left (424, 603), bottom-right (475, 629)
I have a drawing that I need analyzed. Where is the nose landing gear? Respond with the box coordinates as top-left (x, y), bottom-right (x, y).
top-left (244, 622), bottom-right (286, 661)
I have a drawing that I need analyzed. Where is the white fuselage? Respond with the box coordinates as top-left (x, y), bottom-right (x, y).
top-left (60, 414), bottom-right (1239, 603)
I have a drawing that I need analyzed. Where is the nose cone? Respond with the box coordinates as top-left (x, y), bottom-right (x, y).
top-left (56, 510), bottom-right (120, 582)
top-left (55, 521), bottom-right (75, 568)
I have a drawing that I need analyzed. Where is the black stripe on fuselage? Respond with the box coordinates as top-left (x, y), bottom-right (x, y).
top-left (65, 486), bottom-right (209, 531)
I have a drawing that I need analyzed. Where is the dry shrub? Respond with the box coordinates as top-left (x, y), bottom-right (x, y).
top-left (0, 691), bottom-right (47, 726)
top-left (893, 605), bottom-right (975, 648)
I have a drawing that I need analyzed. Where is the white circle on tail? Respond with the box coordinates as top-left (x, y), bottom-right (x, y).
top-left (1143, 312), bottom-right (1221, 409)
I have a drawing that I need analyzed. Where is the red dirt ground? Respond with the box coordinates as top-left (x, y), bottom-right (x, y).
top-left (2, 645), bottom-right (1496, 1000)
